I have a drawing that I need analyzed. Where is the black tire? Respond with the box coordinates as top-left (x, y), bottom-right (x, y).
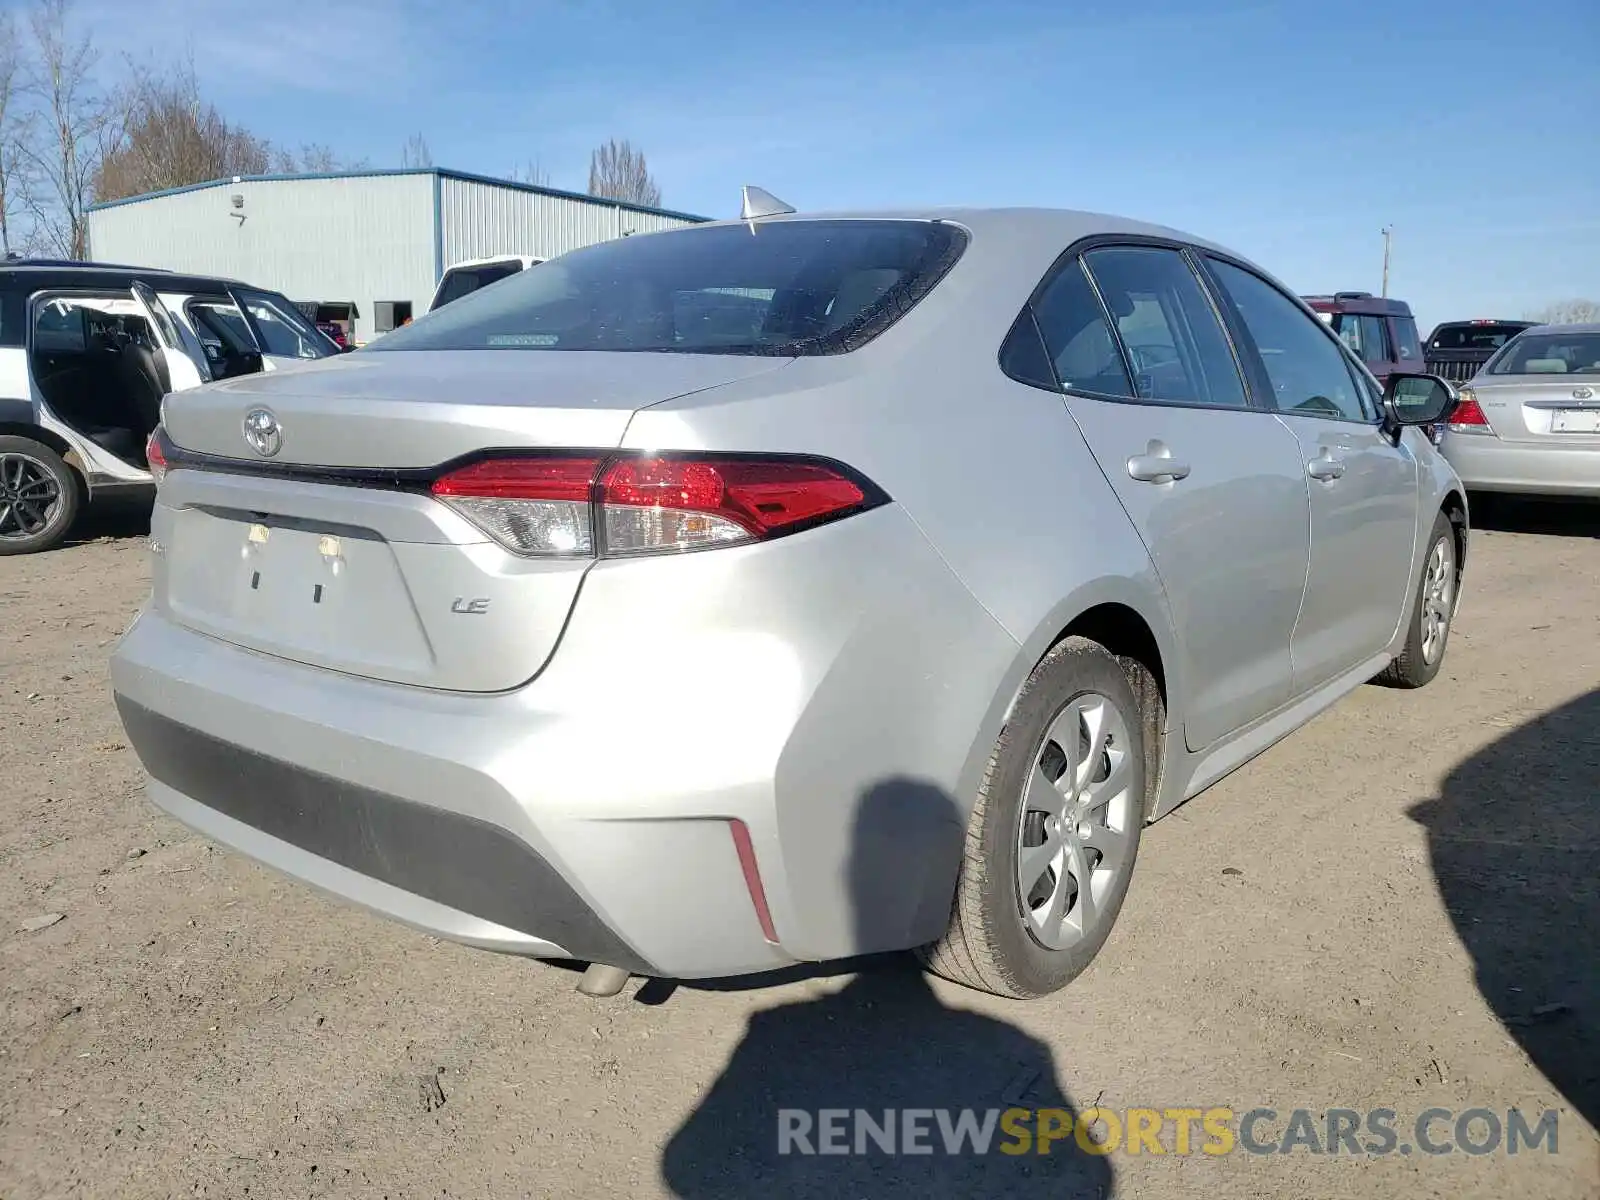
top-left (0, 435), bottom-right (81, 556)
top-left (1377, 509), bottom-right (1457, 689)
top-left (918, 636), bottom-right (1148, 999)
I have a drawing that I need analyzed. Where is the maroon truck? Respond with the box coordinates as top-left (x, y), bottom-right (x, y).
top-left (1302, 292), bottom-right (1425, 386)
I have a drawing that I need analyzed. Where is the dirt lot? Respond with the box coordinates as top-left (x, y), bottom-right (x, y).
top-left (2, 497), bottom-right (1597, 1199)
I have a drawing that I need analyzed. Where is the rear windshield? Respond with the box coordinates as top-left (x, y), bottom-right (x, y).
top-left (430, 260), bottom-right (526, 311)
top-left (377, 220), bottom-right (968, 356)
top-left (1429, 323), bottom-right (1530, 351)
top-left (1488, 332), bottom-right (1600, 375)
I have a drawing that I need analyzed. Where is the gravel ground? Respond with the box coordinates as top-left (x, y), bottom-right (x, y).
top-left (1, 496), bottom-right (1597, 1199)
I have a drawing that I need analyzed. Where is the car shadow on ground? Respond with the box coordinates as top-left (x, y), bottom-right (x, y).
top-left (1468, 494), bottom-right (1600, 538)
top-left (63, 494), bottom-right (152, 548)
top-left (658, 778), bottom-right (1115, 1199)
top-left (1409, 689), bottom-right (1599, 1129)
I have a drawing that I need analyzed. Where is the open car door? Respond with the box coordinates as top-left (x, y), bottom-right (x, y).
top-left (130, 281), bottom-right (210, 392)
top-left (228, 286), bottom-right (343, 367)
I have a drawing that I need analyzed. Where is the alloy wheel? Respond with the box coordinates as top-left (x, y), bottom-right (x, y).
top-left (1420, 535), bottom-right (1455, 665)
top-left (0, 452), bottom-right (61, 542)
top-left (1016, 691), bottom-right (1138, 951)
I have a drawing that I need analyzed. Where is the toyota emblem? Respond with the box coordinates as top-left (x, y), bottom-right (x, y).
top-left (242, 408), bottom-right (282, 457)
top-left (1573, 387), bottom-right (1594, 401)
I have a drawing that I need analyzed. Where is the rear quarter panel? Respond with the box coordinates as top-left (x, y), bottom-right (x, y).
top-left (622, 256), bottom-right (1178, 879)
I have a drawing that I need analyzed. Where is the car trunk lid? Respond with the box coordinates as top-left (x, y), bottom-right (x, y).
top-left (1469, 376), bottom-right (1600, 445)
top-left (153, 350), bottom-right (792, 692)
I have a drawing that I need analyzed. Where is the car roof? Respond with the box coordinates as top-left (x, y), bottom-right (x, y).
top-left (693, 205), bottom-right (1235, 252)
top-left (443, 255), bottom-right (545, 271)
top-left (1522, 322), bottom-right (1600, 335)
top-left (0, 262), bottom-right (253, 295)
top-left (1430, 318), bottom-right (1536, 329)
top-left (1301, 292), bottom-right (1414, 317)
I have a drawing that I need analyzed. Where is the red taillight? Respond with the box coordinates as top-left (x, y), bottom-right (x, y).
top-left (430, 453), bottom-right (877, 558)
top-left (430, 456), bottom-right (600, 502)
top-left (1448, 396), bottom-right (1493, 433)
top-left (145, 428), bottom-right (169, 483)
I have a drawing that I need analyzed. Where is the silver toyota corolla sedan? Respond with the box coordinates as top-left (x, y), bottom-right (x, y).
top-left (1440, 323), bottom-right (1600, 497)
top-left (110, 201), bottom-right (1466, 1000)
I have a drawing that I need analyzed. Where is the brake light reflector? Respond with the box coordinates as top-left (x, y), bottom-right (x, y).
top-left (431, 456), bottom-right (601, 556)
top-left (1448, 392), bottom-right (1494, 435)
top-left (728, 818), bottom-right (779, 944)
top-left (145, 427), bottom-right (169, 483)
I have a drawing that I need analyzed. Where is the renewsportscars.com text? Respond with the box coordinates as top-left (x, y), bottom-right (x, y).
top-left (777, 1106), bottom-right (1562, 1157)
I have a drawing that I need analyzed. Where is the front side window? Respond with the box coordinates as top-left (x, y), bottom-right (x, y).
top-left (377, 220), bottom-right (968, 356)
top-left (189, 300), bottom-right (255, 355)
top-left (1081, 246), bottom-right (1248, 408)
top-left (1208, 259), bottom-right (1371, 422)
top-left (1487, 331), bottom-right (1600, 375)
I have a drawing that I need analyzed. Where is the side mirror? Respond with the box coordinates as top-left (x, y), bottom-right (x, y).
top-left (1383, 372), bottom-right (1457, 429)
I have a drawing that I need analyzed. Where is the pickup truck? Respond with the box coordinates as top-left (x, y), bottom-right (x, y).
top-left (1423, 319), bottom-right (1536, 384)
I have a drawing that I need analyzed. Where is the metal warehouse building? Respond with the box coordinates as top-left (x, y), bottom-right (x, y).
top-left (85, 168), bottom-right (708, 343)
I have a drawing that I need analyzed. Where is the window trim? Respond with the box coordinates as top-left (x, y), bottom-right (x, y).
top-left (1193, 252), bottom-right (1384, 427)
top-left (998, 232), bottom-right (1274, 415)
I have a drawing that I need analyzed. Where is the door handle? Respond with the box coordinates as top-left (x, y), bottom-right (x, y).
top-left (1126, 440), bottom-right (1191, 484)
top-left (1306, 450), bottom-right (1346, 481)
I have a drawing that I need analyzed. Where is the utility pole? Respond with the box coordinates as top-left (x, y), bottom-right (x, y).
top-left (1380, 225), bottom-right (1393, 298)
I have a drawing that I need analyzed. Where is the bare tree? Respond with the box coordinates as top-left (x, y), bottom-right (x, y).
top-left (506, 157), bottom-right (550, 187)
top-left (587, 138), bottom-right (659, 207)
top-left (93, 59), bottom-right (272, 203)
top-left (0, 12), bottom-right (29, 254)
top-left (19, 0), bottom-right (117, 259)
top-left (401, 131), bottom-right (431, 168)
top-left (271, 142), bottom-right (369, 173)
top-left (1528, 298), bottom-right (1600, 325)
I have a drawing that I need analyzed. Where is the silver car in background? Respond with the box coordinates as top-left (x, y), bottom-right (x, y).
top-left (1441, 323), bottom-right (1600, 497)
top-left (111, 203), bottom-right (1466, 1000)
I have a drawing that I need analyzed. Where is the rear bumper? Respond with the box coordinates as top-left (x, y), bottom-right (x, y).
top-left (1440, 435), bottom-right (1600, 497)
top-left (110, 504), bottom-right (1018, 978)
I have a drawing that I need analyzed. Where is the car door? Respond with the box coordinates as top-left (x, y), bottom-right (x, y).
top-left (229, 287), bottom-right (340, 368)
top-left (129, 282), bottom-right (208, 392)
top-left (1030, 243), bottom-right (1311, 752)
top-left (1203, 257), bottom-right (1418, 694)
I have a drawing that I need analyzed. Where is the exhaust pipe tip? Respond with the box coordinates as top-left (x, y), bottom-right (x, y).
top-left (576, 963), bottom-right (631, 998)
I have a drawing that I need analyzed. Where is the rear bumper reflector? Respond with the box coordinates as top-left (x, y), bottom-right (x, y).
top-left (729, 818), bottom-right (779, 944)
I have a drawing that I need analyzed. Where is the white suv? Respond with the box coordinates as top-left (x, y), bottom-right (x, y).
top-left (0, 260), bottom-right (340, 554)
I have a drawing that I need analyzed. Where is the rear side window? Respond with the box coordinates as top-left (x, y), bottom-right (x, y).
top-left (1332, 313), bottom-right (1390, 365)
top-left (431, 260), bottom-right (526, 310)
top-left (1027, 258), bottom-right (1133, 396)
top-left (1392, 317), bottom-right (1422, 363)
top-left (1081, 246), bottom-right (1248, 408)
top-left (379, 220), bottom-right (968, 356)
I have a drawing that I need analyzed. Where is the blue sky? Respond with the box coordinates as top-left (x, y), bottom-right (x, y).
top-left (77, 0), bottom-right (1600, 332)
